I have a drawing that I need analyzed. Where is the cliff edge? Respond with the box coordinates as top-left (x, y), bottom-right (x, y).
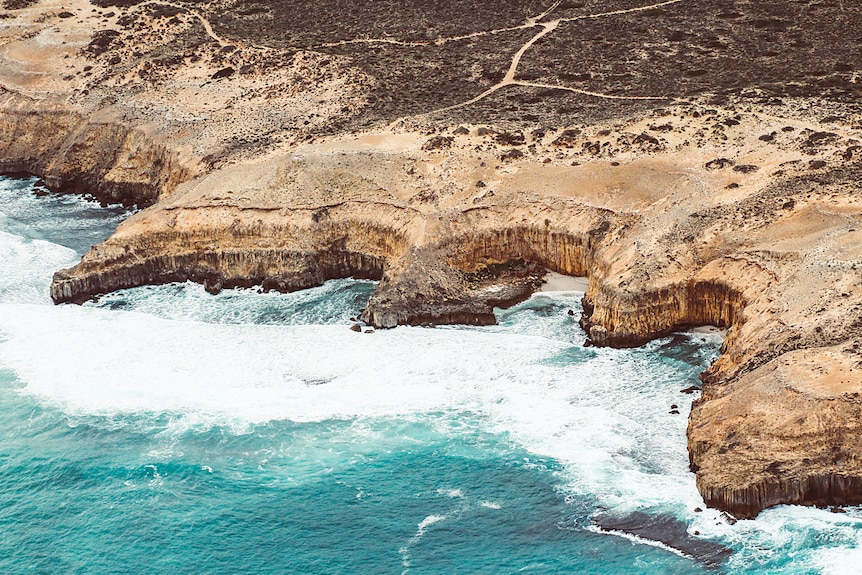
top-left (3, 0), bottom-right (862, 518)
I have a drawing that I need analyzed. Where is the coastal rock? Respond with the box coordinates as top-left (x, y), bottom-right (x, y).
top-left (37, 120), bottom-right (862, 520)
top-left (4, 0), bottom-right (862, 521)
top-left (690, 346), bottom-right (862, 518)
top-left (594, 511), bottom-right (732, 568)
top-left (0, 91), bottom-right (190, 208)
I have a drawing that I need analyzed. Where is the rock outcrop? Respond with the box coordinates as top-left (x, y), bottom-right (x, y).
top-left (0, 90), bottom-right (189, 207)
top-left (50, 212), bottom-right (405, 303)
top-left (690, 347), bottom-right (862, 518)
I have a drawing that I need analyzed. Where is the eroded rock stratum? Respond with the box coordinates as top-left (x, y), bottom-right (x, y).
top-left (2, 0), bottom-right (862, 518)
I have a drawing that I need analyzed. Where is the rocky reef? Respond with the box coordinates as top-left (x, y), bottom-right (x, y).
top-left (3, 0), bottom-right (862, 519)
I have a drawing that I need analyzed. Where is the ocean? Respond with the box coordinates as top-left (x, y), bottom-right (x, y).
top-left (1, 174), bottom-right (861, 574)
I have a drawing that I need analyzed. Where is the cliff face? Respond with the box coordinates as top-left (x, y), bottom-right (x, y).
top-left (5, 0), bottom-right (862, 521)
top-left (51, 212), bottom-right (407, 302)
top-left (362, 226), bottom-right (597, 328)
top-left (40, 111), bottom-right (862, 520)
top-left (690, 347), bottom-right (862, 518)
top-left (34, 114), bottom-right (862, 520)
top-left (0, 91), bottom-right (190, 207)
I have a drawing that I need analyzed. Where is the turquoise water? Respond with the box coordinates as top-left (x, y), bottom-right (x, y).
top-left (1, 175), bottom-right (861, 574)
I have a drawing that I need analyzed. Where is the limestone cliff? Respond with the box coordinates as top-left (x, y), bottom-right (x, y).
top-left (4, 0), bottom-right (862, 521)
top-left (46, 122), bottom-right (862, 520)
top-left (0, 90), bottom-right (190, 207)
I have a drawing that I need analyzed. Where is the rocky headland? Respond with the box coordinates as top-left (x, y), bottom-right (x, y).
top-left (2, 0), bottom-right (862, 519)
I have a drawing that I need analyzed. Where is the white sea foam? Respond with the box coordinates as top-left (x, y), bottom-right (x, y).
top-left (813, 546), bottom-right (862, 575)
top-left (0, 230), bottom-right (77, 305)
top-left (0, 303), bottom-right (560, 423)
top-left (400, 514), bottom-right (448, 571)
top-left (0, 296), bottom-right (705, 521)
top-left (585, 525), bottom-right (693, 561)
top-left (438, 488), bottom-right (465, 499)
top-left (86, 279), bottom-right (375, 326)
top-left (417, 515), bottom-right (446, 531)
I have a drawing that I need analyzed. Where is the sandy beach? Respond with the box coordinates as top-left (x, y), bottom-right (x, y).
top-left (538, 271), bottom-right (589, 293)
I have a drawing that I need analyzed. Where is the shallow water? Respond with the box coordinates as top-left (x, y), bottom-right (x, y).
top-left (1, 175), bottom-right (861, 574)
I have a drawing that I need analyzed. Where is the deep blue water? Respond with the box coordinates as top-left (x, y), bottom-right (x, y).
top-left (1, 175), bottom-right (861, 574)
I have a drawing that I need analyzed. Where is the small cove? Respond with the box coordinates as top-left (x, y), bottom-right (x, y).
top-left (1, 175), bottom-right (860, 574)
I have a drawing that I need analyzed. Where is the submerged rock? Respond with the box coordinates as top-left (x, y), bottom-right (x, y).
top-left (593, 512), bottom-right (732, 568)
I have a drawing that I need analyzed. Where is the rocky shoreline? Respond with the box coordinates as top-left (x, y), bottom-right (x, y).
top-left (3, 0), bottom-right (862, 519)
top-left (37, 117), bottom-right (862, 519)
top-left (0, 90), bottom-right (189, 207)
